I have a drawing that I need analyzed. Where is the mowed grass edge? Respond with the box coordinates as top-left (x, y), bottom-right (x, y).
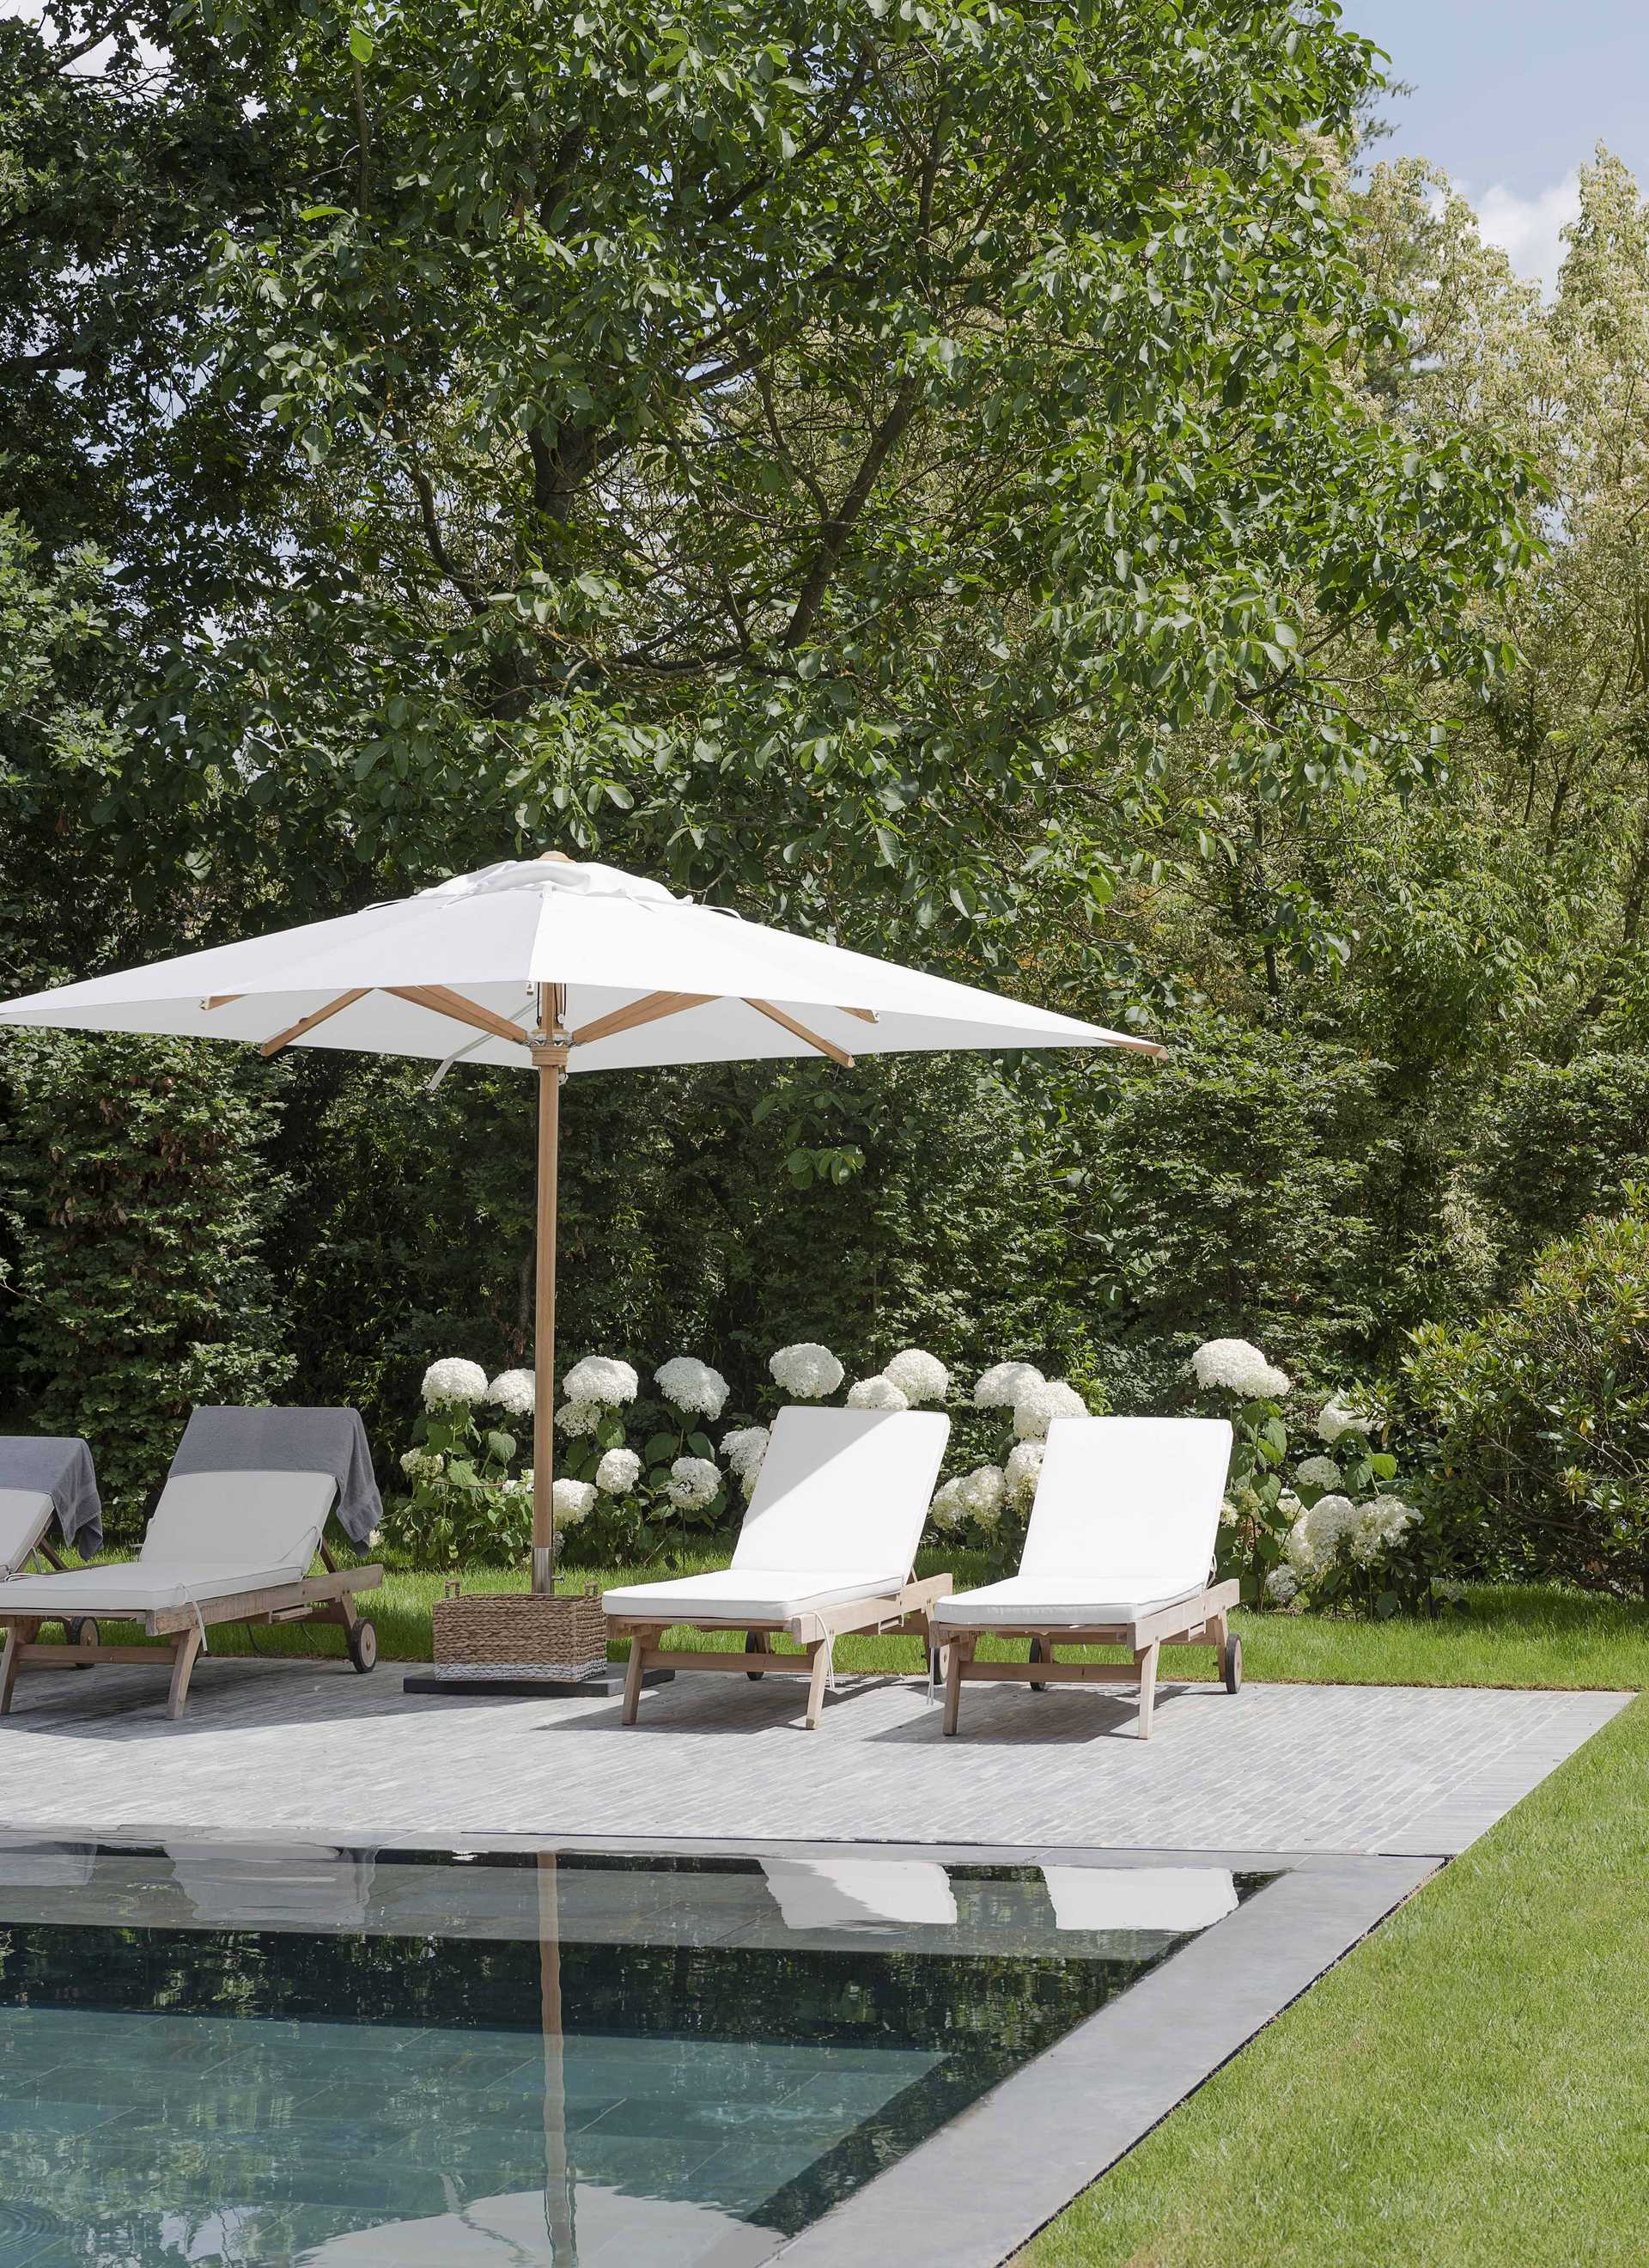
top-left (1019, 1692), bottom-right (1649, 2268)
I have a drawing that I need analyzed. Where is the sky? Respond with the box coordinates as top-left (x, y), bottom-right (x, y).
top-left (1348, 0), bottom-right (1649, 290)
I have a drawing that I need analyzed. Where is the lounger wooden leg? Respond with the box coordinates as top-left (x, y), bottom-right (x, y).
top-left (167, 1625), bottom-right (204, 1722)
top-left (1135, 1637), bottom-right (1160, 1739)
top-left (802, 1640), bottom-right (830, 1730)
top-left (1029, 1634), bottom-right (1049, 1693)
top-left (0, 1621), bottom-right (40, 1716)
top-left (621, 1630), bottom-right (653, 1725)
top-left (941, 1637), bottom-right (967, 1736)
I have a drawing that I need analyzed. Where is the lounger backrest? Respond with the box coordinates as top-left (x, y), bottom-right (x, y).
top-left (139, 1469), bottom-right (336, 1578)
top-left (1022, 1417), bottom-right (1233, 1596)
top-left (732, 1406), bottom-right (951, 1576)
top-left (0, 1488), bottom-right (52, 1576)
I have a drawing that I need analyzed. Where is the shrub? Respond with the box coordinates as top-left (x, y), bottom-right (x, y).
top-left (1403, 1192), bottom-right (1649, 1598)
top-left (0, 1032), bottom-right (292, 1539)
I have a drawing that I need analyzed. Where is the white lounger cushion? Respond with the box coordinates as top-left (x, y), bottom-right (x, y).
top-left (605, 1406), bottom-right (950, 1625)
top-left (731, 1405), bottom-right (950, 1573)
top-left (603, 1567), bottom-right (907, 1624)
top-left (0, 1489), bottom-right (53, 1580)
top-left (0, 1562), bottom-right (326, 1614)
top-left (932, 1576), bottom-right (1210, 1629)
top-left (1043, 1865), bottom-right (1238, 1934)
top-left (0, 1469), bottom-right (335, 1615)
top-left (936, 1416), bottom-right (1233, 1628)
top-left (762, 1857), bottom-right (958, 1932)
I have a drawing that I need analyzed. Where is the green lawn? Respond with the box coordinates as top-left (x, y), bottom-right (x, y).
top-left (1021, 1691), bottom-right (1649, 2268)
top-left (78, 1546), bottom-right (1646, 1691)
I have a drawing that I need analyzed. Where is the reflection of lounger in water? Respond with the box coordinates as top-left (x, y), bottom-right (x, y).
top-left (0, 1831), bottom-right (96, 1890)
top-left (1041, 1865), bottom-right (1238, 1935)
top-left (295, 2182), bottom-right (777, 2268)
top-left (165, 1841), bottom-right (376, 1930)
top-left (760, 1856), bottom-right (958, 1932)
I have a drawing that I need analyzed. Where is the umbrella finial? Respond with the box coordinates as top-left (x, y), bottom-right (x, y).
top-left (537, 850), bottom-right (577, 863)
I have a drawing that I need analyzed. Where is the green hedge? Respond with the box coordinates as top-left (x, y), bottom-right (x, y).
top-left (1403, 1192), bottom-right (1649, 1598)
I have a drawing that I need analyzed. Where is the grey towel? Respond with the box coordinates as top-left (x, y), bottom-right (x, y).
top-left (168, 1407), bottom-right (382, 1547)
top-left (0, 1436), bottom-right (102, 1561)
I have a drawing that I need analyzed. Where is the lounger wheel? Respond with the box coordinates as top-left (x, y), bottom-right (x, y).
top-left (1029, 1636), bottom-right (1048, 1693)
top-left (1223, 1632), bottom-right (1242, 1694)
top-left (66, 1615), bottom-right (98, 1664)
top-left (347, 1616), bottom-right (378, 1674)
top-left (745, 1631), bottom-right (767, 1681)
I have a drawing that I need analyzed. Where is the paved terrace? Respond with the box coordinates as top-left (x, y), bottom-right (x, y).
top-left (0, 1661), bottom-right (1628, 1857)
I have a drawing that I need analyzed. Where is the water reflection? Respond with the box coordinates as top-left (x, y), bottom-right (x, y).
top-left (0, 1842), bottom-right (1263, 2266)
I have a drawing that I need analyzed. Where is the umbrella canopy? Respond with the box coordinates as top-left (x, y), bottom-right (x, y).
top-left (0, 853), bottom-right (1160, 1582)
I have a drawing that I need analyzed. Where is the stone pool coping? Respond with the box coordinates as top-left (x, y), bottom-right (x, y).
top-left (770, 1850), bottom-right (1433, 2267)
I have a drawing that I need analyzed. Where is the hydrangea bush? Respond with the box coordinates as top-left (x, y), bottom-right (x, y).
top-left (388, 1336), bottom-right (1101, 1582)
top-left (1186, 1335), bottom-right (1451, 1617)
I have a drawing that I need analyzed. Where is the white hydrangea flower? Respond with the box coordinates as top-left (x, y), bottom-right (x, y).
top-left (1433, 1577), bottom-right (1467, 1605)
top-left (399, 1447), bottom-right (444, 1484)
top-left (654, 1355), bottom-right (730, 1420)
top-left (1284, 1514), bottom-right (1318, 1576)
top-left (1004, 1439), bottom-right (1044, 1508)
top-left (1219, 1497), bottom-right (1241, 1529)
top-left (1347, 1493), bottom-right (1419, 1567)
top-left (1317, 1397), bottom-right (1373, 1444)
top-left (721, 1425), bottom-right (770, 1495)
top-left (928, 1477), bottom-right (968, 1531)
top-left (1266, 1564), bottom-right (1299, 1605)
top-left (882, 1348), bottom-right (950, 1406)
top-left (594, 1447), bottom-right (642, 1495)
top-left (1294, 1454), bottom-right (1342, 1491)
top-left (421, 1357), bottom-right (489, 1410)
top-left (555, 1399), bottom-right (602, 1438)
top-left (769, 1342), bottom-right (845, 1399)
top-left (1295, 1491), bottom-right (1360, 1574)
top-left (666, 1455), bottom-right (721, 1510)
top-left (1013, 1379), bottom-right (1089, 1440)
top-left (563, 1355), bottom-right (639, 1406)
top-left (957, 1465), bottom-right (1007, 1527)
top-left (847, 1375), bottom-right (910, 1411)
top-left (487, 1368), bottom-right (536, 1418)
top-left (1190, 1338), bottom-right (1293, 1399)
top-left (974, 1360), bottom-right (1045, 1409)
top-left (551, 1478), bottom-right (596, 1524)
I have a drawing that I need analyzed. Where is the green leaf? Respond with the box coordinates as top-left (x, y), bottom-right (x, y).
top-left (349, 24), bottom-right (374, 63)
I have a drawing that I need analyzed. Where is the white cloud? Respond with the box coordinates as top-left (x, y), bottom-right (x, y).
top-left (1471, 172), bottom-right (1582, 296)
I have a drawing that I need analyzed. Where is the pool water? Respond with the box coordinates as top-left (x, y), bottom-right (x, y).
top-left (0, 1843), bottom-right (1264, 2267)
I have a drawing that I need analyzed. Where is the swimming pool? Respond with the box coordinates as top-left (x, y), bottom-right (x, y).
top-left (0, 1841), bottom-right (1266, 2266)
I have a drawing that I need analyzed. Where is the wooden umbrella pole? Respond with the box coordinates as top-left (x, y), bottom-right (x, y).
top-left (532, 983), bottom-right (569, 1594)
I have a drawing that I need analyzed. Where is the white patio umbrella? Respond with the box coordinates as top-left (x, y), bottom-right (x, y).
top-left (0, 851), bottom-right (1160, 1587)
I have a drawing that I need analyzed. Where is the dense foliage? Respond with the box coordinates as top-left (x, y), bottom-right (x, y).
top-left (1404, 1198), bottom-right (1649, 1600)
top-left (1, 1), bottom-right (1646, 1588)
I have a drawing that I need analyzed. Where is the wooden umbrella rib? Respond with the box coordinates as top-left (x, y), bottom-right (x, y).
top-left (745, 998), bottom-right (855, 1069)
top-left (386, 985), bottom-right (534, 1049)
top-left (259, 989), bottom-right (371, 1058)
top-left (567, 991), bottom-right (714, 1049)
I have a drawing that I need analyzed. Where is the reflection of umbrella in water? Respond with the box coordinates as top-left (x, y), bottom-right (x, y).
top-left (294, 1860), bottom-right (772, 2268)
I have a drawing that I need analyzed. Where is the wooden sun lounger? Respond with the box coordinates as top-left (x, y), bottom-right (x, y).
top-left (608, 1570), bottom-right (953, 1730)
top-left (0, 1470), bottom-right (381, 1722)
top-left (604, 1405), bottom-right (952, 1728)
top-left (935, 1579), bottom-right (1241, 1738)
top-left (932, 1416), bottom-right (1242, 1740)
top-left (0, 1549), bottom-right (383, 1722)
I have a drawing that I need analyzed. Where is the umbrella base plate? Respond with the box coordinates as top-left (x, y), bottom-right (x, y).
top-left (402, 1667), bottom-right (675, 1699)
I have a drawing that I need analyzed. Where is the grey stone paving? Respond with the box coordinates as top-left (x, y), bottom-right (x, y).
top-left (0, 1657), bottom-right (1630, 1856)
